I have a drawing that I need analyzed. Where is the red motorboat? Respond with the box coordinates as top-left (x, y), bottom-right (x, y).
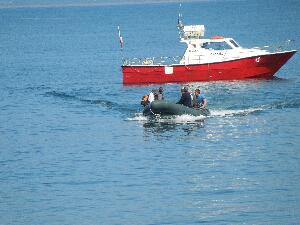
top-left (122, 18), bottom-right (296, 84)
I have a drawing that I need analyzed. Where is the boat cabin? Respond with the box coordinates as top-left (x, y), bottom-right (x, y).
top-left (178, 25), bottom-right (271, 65)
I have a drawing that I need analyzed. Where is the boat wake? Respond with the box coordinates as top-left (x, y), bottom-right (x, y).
top-left (44, 90), bottom-right (136, 114)
top-left (129, 98), bottom-right (300, 123)
top-left (44, 91), bottom-right (116, 108)
top-left (127, 113), bottom-right (206, 124)
top-left (127, 106), bottom-right (264, 125)
top-left (210, 98), bottom-right (300, 117)
top-left (269, 99), bottom-right (300, 110)
top-left (209, 107), bottom-right (264, 117)
top-left (45, 90), bottom-right (299, 122)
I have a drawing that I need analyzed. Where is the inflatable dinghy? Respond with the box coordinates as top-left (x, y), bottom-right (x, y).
top-left (143, 100), bottom-right (210, 116)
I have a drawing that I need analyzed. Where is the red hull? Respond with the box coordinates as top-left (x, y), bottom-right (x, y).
top-left (122, 51), bottom-right (296, 84)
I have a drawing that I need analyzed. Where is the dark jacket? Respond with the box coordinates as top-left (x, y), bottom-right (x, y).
top-left (177, 92), bottom-right (192, 107)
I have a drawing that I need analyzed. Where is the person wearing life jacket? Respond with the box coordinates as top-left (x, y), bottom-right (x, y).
top-left (141, 94), bottom-right (149, 107)
top-left (141, 88), bottom-right (164, 107)
top-left (141, 89), bottom-right (157, 107)
top-left (193, 88), bottom-right (207, 109)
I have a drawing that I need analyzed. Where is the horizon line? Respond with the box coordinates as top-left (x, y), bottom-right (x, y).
top-left (0, 0), bottom-right (235, 9)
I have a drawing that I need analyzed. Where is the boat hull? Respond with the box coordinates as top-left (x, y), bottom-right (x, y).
top-left (143, 100), bottom-right (210, 117)
top-left (122, 51), bottom-right (296, 84)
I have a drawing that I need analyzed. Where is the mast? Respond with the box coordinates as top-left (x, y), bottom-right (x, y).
top-left (176, 4), bottom-right (205, 41)
top-left (177, 4), bottom-right (184, 39)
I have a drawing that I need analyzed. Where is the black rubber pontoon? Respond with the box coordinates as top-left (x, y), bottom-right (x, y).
top-left (143, 100), bottom-right (210, 116)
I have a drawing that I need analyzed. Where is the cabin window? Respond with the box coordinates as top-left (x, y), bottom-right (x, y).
top-left (202, 41), bottom-right (232, 50)
top-left (229, 40), bottom-right (240, 47)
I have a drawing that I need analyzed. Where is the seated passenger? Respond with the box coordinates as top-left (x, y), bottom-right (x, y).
top-left (148, 89), bottom-right (156, 103)
top-left (157, 87), bottom-right (164, 100)
top-left (141, 88), bottom-right (159, 106)
top-left (140, 94), bottom-right (149, 107)
top-left (177, 86), bottom-right (192, 108)
top-left (193, 88), bottom-right (207, 109)
top-left (154, 90), bottom-right (159, 101)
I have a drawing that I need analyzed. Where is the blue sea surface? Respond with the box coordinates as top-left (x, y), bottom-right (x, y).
top-left (1, 0), bottom-right (300, 224)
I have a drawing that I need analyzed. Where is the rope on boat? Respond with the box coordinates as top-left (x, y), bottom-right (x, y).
top-left (149, 108), bottom-right (156, 115)
top-left (149, 107), bottom-right (161, 119)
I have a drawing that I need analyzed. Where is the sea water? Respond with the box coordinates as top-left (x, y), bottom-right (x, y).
top-left (0, 0), bottom-right (300, 224)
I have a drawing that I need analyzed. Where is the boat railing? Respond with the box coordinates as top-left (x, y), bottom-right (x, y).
top-left (253, 40), bottom-right (296, 52)
top-left (122, 40), bottom-right (296, 66)
top-left (123, 56), bottom-right (182, 66)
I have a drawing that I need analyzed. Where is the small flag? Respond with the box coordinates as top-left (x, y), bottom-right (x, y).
top-left (118, 26), bottom-right (124, 49)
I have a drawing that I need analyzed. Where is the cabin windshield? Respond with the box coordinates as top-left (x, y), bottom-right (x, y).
top-left (202, 41), bottom-right (232, 50)
top-left (229, 39), bottom-right (240, 47)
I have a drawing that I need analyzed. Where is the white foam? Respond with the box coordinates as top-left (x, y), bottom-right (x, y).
top-left (126, 113), bottom-right (148, 121)
top-left (127, 113), bottom-right (206, 124)
top-left (210, 107), bottom-right (263, 117)
top-left (128, 107), bottom-right (263, 123)
top-left (166, 114), bottom-right (206, 123)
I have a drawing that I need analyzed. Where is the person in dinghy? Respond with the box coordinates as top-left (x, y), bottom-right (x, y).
top-left (141, 87), bottom-right (164, 107)
top-left (142, 86), bottom-right (210, 117)
top-left (193, 88), bottom-right (207, 109)
top-left (176, 86), bottom-right (192, 108)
